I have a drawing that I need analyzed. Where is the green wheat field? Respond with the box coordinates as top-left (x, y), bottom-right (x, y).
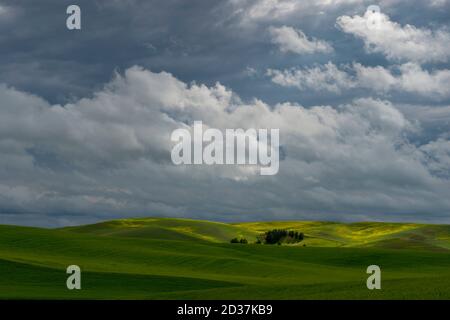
top-left (1, 217), bottom-right (450, 299)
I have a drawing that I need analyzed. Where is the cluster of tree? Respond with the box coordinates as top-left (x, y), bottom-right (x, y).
top-left (230, 229), bottom-right (304, 245)
top-left (257, 229), bottom-right (304, 245)
top-left (230, 237), bottom-right (248, 244)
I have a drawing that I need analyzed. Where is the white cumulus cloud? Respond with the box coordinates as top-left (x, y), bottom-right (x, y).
top-left (268, 62), bottom-right (450, 99)
top-left (269, 26), bottom-right (333, 54)
top-left (336, 9), bottom-right (450, 63)
top-left (267, 62), bottom-right (352, 93)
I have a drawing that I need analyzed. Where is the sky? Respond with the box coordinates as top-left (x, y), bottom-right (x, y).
top-left (0, 0), bottom-right (450, 227)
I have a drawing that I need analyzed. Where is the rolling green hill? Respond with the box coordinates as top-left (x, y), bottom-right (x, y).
top-left (1, 217), bottom-right (450, 299)
top-left (65, 218), bottom-right (450, 250)
top-left (234, 221), bottom-right (450, 250)
top-left (63, 217), bottom-right (259, 243)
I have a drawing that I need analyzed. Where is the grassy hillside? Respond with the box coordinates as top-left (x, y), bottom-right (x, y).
top-left (64, 217), bottom-right (259, 243)
top-left (66, 217), bottom-right (450, 250)
top-left (1, 217), bottom-right (450, 299)
top-left (234, 221), bottom-right (450, 250)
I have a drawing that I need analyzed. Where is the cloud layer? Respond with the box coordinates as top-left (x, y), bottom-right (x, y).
top-left (1, 67), bottom-right (450, 226)
top-left (0, 1), bottom-right (450, 226)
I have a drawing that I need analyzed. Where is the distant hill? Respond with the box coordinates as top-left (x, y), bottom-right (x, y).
top-left (63, 217), bottom-right (259, 243)
top-left (234, 221), bottom-right (450, 250)
top-left (64, 217), bottom-right (450, 250)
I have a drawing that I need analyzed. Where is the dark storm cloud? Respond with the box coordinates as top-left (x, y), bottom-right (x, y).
top-left (1, 0), bottom-right (448, 105)
top-left (0, 0), bottom-right (251, 103)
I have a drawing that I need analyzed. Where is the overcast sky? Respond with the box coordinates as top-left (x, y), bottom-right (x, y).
top-left (0, 0), bottom-right (450, 227)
